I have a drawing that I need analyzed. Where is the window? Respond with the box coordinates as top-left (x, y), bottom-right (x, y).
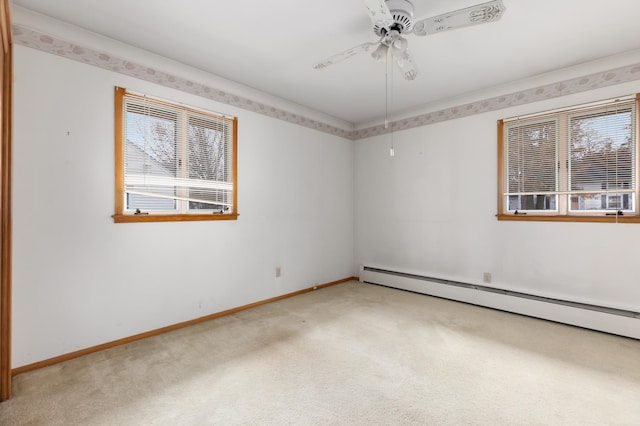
top-left (498, 95), bottom-right (639, 222)
top-left (114, 87), bottom-right (238, 223)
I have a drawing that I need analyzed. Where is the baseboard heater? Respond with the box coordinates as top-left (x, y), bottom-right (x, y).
top-left (361, 266), bottom-right (640, 340)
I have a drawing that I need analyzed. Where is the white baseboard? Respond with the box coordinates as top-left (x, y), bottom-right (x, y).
top-left (361, 266), bottom-right (640, 340)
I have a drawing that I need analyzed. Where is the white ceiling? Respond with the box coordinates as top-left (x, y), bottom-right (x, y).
top-left (11, 0), bottom-right (640, 126)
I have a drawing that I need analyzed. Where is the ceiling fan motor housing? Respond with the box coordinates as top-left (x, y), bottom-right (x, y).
top-left (373, 0), bottom-right (415, 36)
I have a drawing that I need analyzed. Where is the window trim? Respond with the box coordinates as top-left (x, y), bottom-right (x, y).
top-left (113, 87), bottom-right (239, 223)
top-left (497, 94), bottom-right (640, 223)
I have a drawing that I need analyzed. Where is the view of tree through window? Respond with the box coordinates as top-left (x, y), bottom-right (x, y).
top-left (125, 106), bottom-right (178, 211)
top-left (500, 96), bottom-right (637, 220)
top-left (569, 109), bottom-right (634, 211)
top-left (187, 116), bottom-right (228, 210)
top-left (114, 87), bottom-right (238, 222)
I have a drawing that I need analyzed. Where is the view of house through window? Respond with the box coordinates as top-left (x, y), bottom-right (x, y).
top-left (114, 87), bottom-right (238, 223)
top-left (499, 95), bottom-right (638, 221)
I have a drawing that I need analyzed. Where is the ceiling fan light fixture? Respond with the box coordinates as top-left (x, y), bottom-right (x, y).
top-left (371, 43), bottom-right (389, 62)
top-left (391, 36), bottom-right (408, 55)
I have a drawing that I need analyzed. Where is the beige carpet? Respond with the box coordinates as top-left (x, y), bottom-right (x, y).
top-left (1, 281), bottom-right (639, 425)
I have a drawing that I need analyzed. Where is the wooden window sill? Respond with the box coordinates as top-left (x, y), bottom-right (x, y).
top-left (496, 214), bottom-right (640, 223)
top-left (113, 213), bottom-right (239, 223)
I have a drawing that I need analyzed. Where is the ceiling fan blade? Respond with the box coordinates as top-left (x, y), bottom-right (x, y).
top-left (413, 0), bottom-right (505, 36)
top-left (393, 46), bottom-right (418, 81)
top-left (360, 0), bottom-right (394, 29)
top-left (313, 42), bottom-right (379, 70)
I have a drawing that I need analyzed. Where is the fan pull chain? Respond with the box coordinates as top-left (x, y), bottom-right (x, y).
top-left (386, 44), bottom-right (395, 157)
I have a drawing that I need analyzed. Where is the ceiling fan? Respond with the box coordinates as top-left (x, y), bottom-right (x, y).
top-left (314, 0), bottom-right (506, 80)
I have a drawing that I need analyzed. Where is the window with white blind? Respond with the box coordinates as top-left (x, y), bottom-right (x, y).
top-left (498, 95), bottom-right (639, 222)
top-left (113, 87), bottom-right (238, 223)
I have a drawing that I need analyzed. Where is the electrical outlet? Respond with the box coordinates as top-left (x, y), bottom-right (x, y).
top-left (483, 272), bottom-right (492, 283)
top-left (275, 267), bottom-right (282, 278)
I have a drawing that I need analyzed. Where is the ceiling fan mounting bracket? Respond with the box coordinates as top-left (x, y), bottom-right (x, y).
top-left (373, 0), bottom-right (415, 36)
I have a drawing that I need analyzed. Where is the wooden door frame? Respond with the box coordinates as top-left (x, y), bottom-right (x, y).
top-left (0, 0), bottom-right (12, 402)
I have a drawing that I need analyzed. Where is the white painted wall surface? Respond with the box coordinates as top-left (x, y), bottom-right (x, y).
top-left (12, 43), bottom-right (355, 367)
top-left (355, 80), bottom-right (640, 320)
top-left (13, 7), bottom-right (640, 368)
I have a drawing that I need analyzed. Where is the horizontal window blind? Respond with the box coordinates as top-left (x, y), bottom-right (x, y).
top-left (122, 92), bottom-right (235, 213)
top-left (505, 119), bottom-right (558, 196)
top-left (568, 102), bottom-right (636, 212)
top-left (186, 113), bottom-right (232, 210)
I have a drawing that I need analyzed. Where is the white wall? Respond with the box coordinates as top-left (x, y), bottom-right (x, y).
top-left (355, 79), bottom-right (640, 317)
top-left (13, 8), bottom-right (640, 369)
top-left (12, 42), bottom-right (355, 367)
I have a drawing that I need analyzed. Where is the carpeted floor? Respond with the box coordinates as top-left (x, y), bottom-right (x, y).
top-left (1, 281), bottom-right (639, 425)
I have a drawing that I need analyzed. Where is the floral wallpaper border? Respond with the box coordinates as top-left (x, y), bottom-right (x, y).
top-left (12, 24), bottom-right (353, 140)
top-left (13, 24), bottom-right (640, 142)
top-left (352, 62), bottom-right (640, 140)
